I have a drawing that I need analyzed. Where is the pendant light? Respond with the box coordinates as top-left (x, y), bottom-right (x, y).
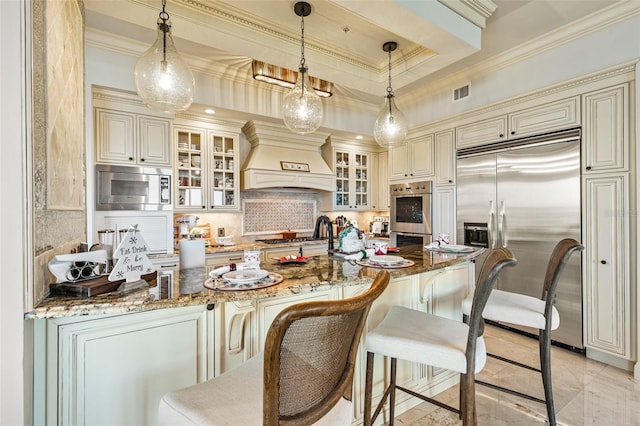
top-left (282, 2), bottom-right (323, 135)
top-left (134, 0), bottom-right (195, 114)
top-left (374, 41), bottom-right (407, 147)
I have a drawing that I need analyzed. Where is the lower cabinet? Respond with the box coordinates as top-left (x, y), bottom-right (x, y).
top-left (36, 263), bottom-right (473, 425)
top-left (37, 305), bottom-right (214, 425)
top-left (584, 174), bottom-right (632, 361)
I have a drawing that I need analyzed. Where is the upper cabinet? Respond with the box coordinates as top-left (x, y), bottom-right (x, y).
top-left (174, 124), bottom-right (240, 212)
top-left (582, 84), bottom-right (629, 173)
top-left (434, 129), bottom-right (455, 186)
top-left (372, 151), bottom-right (390, 210)
top-left (325, 148), bottom-right (371, 210)
top-left (456, 97), bottom-right (580, 149)
top-left (95, 109), bottom-right (171, 167)
top-left (389, 133), bottom-right (434, 181)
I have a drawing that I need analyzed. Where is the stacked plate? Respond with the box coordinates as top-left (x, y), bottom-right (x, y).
top-left (222, 269), bottom-right (269, 284)
top-left (368, 255), bottom-right (406, 267)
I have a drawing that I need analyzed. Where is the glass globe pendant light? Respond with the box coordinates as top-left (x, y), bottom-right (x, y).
top-left (282, 2), bottom-right (323, 135)
top-left (134, 0), bottom-right (195, 114)
top-left (374, 41), bottom-right (407, 147)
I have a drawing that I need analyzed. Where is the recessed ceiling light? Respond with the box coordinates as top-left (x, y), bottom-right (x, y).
top-left (204, 108), bottom-right (215, 114)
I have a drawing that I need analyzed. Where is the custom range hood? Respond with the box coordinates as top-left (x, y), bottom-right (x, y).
top-left (241, 120), bottom-right (334, 191)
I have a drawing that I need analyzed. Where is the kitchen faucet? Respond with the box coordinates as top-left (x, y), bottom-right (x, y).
top-left (312, 215), bottom-right (334, 252)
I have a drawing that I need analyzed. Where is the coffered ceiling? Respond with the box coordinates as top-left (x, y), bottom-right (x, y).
top-left (84, 0), bottom-right (627, 105)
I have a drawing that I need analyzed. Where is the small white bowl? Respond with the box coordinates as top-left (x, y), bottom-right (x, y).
top-left (215, 236), bottom-right (234, 246)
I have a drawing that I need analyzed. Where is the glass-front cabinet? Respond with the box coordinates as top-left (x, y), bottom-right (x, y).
top-left (208, 134), bottom-right (237, 210)
top-left (174, 125), bottom-right (239, 212)
top-left (324, 144), bottom-right (371, 211)
top-left (176, 128), bottom-right (205, 209)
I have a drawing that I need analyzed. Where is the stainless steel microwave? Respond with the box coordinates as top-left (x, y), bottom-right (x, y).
top-left (96, 165), bottom-right (172, 211)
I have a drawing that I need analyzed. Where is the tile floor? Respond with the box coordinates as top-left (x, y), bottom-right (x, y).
top-left (392, 325), bottom-right (640, 425)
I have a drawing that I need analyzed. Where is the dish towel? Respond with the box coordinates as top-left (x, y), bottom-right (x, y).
top-left (343, 248), bottom-right (375, 262)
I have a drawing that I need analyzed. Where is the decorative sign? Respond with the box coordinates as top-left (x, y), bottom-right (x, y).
top-left (108, 225), bottom-right (155, 283)
top-left (280, 161), bottom-right (310, 172)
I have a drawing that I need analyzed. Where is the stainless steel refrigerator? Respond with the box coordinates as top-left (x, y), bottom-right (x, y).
top-left (456, 128), bottom-right (583, 349)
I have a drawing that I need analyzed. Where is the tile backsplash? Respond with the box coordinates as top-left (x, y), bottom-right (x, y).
top-left (243, 199), bottom-right (316, 235)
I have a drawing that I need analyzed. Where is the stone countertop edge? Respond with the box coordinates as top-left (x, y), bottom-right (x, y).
top-left (25, 247), bottom-right (484, 320)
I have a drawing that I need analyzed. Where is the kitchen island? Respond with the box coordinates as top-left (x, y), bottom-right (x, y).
top-left (31, 245), bottom-right (482, 425)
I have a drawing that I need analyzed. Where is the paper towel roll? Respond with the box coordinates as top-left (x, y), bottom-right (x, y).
top-left (179, 239), bottom-right (205, 269)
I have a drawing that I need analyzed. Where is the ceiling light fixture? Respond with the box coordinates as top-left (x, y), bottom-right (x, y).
top-left (134, 0), bottom-right (195, 113)
top-left (374, 41), bottom-right (407, 147)
top-left (252, 60), bottom-right (333, 98)
top-left (282, 2), bottom-right (323, 135)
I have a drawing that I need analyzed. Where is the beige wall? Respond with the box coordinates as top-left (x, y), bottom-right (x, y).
top-left (31, 0), bottom-right (86, 308)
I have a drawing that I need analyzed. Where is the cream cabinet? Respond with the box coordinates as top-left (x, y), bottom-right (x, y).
top-left (584, 174), bottom-right (632, 360)
top-left (389, 134), bottom-right (434, 181)
top-left (582, 84), bottom-right (629, 173)
top-left (174, 125), bottom-right (240, 212)
top-left (434, 129), bottom-right (455, 185)
top-left (323, 147), bottom-right (372, 210)
top-left (37, 305), bottom-right (214, 426)
top-left (456, 97), bottom-right (579, 149)
top-left (432, 186), bottom-right (456, 242)
top-left (372, 150), bottom-right (390, 210)
top-left (95, 108), bottom-right (171, 167)
top-left (205, 250), bottom-right (246, 272)
top-left (264, 244), bottom-right (329, 259)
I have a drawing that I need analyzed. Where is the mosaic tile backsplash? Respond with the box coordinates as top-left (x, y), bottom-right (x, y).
top-left (243, 199), bottom-right (316, 235)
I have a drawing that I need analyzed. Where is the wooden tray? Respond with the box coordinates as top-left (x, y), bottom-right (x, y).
top-left (49, 271), bottom-right (157, 298)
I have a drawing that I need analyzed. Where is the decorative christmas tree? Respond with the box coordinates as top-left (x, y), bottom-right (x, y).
top-left (109, 225), bottom-right (155, 284)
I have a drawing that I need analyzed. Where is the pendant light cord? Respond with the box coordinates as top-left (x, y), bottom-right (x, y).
top-left (299, 12), bottom-right (307, 93)
top-left (159, 0), bottom-right (170, 64)
top-left (387, 49), bottom-right (393, 115)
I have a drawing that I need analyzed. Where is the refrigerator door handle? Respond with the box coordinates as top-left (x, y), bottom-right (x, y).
top-left (498, 200), bottom-right (506, 248)
top-left (488, 200), bottom-right (496, 249)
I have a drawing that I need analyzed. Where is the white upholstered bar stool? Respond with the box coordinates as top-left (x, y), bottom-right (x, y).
top-left (158, 270), bottom-right (390, 426)
top-left (364, 248), bottom-right (517, 426)
top-left (461, 238), bottom-right (583, 426)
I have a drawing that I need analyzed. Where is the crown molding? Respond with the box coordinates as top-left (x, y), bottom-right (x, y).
top-left (401, 1), bottom-right (640, 103)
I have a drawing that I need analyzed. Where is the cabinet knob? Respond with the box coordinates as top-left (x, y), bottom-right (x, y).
top-left (586, 166), bottom-right (592, 170)
top-left (207, 304), bottom-right (215, 311)
top-left (511, 131), bottom-right (516, 135)
top-left (140, 158), bottom-right (145, 162)
top-left (600, 260), bottom-right (607, 264)
top-left (404, 174), bottom-right (408, 177)
top-left (499, 133), bottom-right (504, 138)
top-left (448, 179), bottom-right (453, 183)
top-left (128, 157), bottom-right (134, 161)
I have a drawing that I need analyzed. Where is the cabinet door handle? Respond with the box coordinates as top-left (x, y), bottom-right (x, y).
top-left (229, 257), bottom-right (242, 261)
top-left (600, 260), bottom-right (607, 264)
top-left (160, 264), bottom-right (178, 268)
top-left (586, 166), bottom-right (592, 170)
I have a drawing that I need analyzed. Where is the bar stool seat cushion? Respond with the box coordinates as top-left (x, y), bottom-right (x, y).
top-left (461, 289), bottom-right (559, 331)
top-left (366, 305), bottom-right (487, 374)
top-left (157, 354), bottom-right (353, 426)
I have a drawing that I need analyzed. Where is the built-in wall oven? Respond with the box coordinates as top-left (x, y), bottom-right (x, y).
top-left (389, 181), bottom-right (432, 247)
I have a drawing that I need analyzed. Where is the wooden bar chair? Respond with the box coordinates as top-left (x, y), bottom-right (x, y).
top-left (158, 270), bottom-right (390, 425)
top-left (364, 248), bottom-right (517, 426)
top-left (461, 238), bottom-right (583, 426)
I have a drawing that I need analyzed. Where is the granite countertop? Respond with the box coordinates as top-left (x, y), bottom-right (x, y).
top-left (25, 245), bottom-right (483, 320)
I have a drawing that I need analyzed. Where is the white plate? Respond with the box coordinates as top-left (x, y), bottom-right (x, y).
top-left (222, 269), bottom-right (269, 284)
top-left (441, 245), bottom-right (474, 253)
top-left (369, 255), bottom-right (404, 264)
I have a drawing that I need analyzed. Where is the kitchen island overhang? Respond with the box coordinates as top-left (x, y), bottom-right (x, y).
top-left (25, 245), bottom-right (484, 320)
